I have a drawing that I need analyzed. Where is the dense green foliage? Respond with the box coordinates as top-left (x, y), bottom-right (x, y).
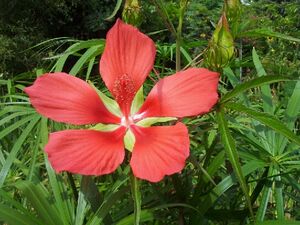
top-left (0, 0), bottom-right (299, 224)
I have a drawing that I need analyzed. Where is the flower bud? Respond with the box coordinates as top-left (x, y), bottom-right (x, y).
top-left (204, 13), bottom-right (234, 70)
top-left (122, 0), bottom-right (142, 27)
top-left (224, 0), bottom-right (242, 23)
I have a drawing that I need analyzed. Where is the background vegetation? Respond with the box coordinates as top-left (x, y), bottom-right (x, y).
top-left (0, 0), bottom-right (299, 224)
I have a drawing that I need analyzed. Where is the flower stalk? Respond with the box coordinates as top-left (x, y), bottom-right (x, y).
top-left (176, 0), bottom-right (188, 71)
top-left (130, 172), bottom-right (141, 225)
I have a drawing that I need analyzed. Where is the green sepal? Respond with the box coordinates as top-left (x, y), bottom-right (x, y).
top-left (130, 86), bottom-right (144, 115)
top-left (88, 81), bottom-right (122, 117)
top-left (91, 123), bottom-right (120, 131)
top-left (136, 117), bottom-right (177, 127)
top-left (124, 130), bottom-right (135, 152)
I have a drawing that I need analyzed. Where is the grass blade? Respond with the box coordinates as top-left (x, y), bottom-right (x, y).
top-left (0, 115), bottom-right (40, 187)
top-left (0, 204), bottom-right (42, 225)
top-left (0, 114), bottom-right (38, 139)
top-left (15, 181), bottom-right (64, 225)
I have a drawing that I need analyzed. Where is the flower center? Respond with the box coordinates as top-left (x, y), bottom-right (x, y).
top-left (120, 112), bottom-right (145, 128)
top-left (121, 116), bottom-right (134, 128)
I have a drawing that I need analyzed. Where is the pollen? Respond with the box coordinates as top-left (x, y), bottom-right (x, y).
top-left (113, 73), bottom-right (136, 115)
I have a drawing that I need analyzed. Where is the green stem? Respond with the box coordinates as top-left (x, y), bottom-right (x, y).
top-left (176, 0), bottom-right (187, 71)
top-left (150, 0), bottom-right (177, 36)
top-left (130, 173), bottom-right (141, 225)
top-left (176, 27), bottom-right (182, 71)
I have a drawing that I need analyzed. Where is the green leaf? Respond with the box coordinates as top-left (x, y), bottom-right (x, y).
top-left (180, 46), bottom-right (192, 63)
top-left (54, 39), bottom-right (104, 72)
top-left (199, 161), bottom-right (265, 214)
top-left (277, 81), bottom-right (300, 153)
top-left (75, 187), bottom-right (89, 225)
top-left (105, 0), bottom-right (123, 20)
top-left (205, 151), bottom-right (226, 183)
top-left (0, 111), bottom-right (34, 127)
top-left (45, 160), bottom-right (74, 225)
top-left (220, 75), bottom-right (291, 104)
top-left (116, 210), bottom-right (154, 225)
top-left (223, 67), bottom-right (240, 87)
top-left (85, 56), bottom-right (95, 81)
top-left (81, 175), bottom-right (117, 225)
top-left (0, 106), bottom-right (34, 116)
top-left (27, 119), bottom-right (43, 181)
top-left (41, 118), bottom-right (74, 225)
top-left (274, 175), bottom-right (284, 220)
top-left (15, 181), bottom-right (65, 225)
top-left (238, 28), bottom-right (300, 42)
top-left (0, 114), bottom-right (38, 139)
top-left (255, 221), bottom-right (300, 225)
top-left (84, 175), bottom-right (128, 225)
top-left (87, 186), bottom-right (129, 225)
top-left (79, 175), bottom-right (114, 225)
top-left (252, 48), bottom-right (274, 113)
top-left (0, 204), bottom-right (42, 225)
top-left (0, 115), bottom-right (40, 187)
top-left (226, 103), bottom-right (300, 146)
top-left (216, 108), bottom-right (254, 217)
top-left (283, 81), bottom-right (300, 129)
top-left (69, 46), bottom-right (100, 76)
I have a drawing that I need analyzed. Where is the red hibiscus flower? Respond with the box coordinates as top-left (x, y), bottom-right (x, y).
top-left (25, 19), bottom-right (219, 182)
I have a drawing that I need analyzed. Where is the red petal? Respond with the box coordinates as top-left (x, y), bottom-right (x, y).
top-left (138, 68), bottom-right (219, 118)
top-left (45, 127), bottom-right (126, 175)
top-left (25, 73), bottom-right (120, 125)
top-left (100, 19), bottom-right (156, 116)
top-left (130, 123), bottom-right (190, 182)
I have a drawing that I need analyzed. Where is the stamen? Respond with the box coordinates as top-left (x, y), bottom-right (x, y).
top-left (113, 74), bottom-right (136, 116)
